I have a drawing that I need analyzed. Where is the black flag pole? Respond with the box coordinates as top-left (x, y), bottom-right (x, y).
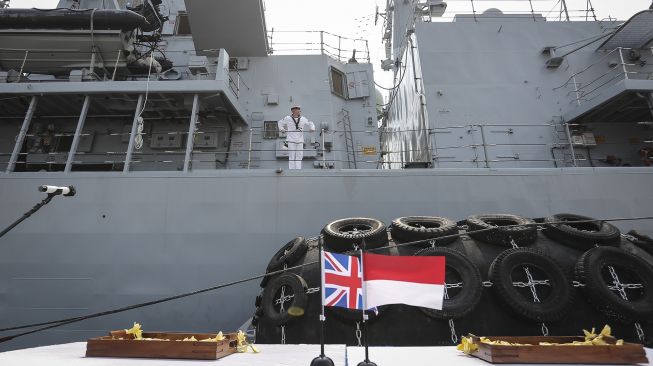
top-left (310, 235), bottom-right (334, 366)
top-left (357, 237), bottom-right (376, 366)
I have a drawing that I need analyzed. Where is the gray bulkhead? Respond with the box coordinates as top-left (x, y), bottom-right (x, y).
top-left (382, 3), bottom-right (653, 169)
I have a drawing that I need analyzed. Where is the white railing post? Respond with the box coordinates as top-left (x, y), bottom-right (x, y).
top-left (618, 47), bottom-right (628, 80)
top-left (322, 128), bottom-right (327, 169)
top-left (247, 128), bottom-right (253, 169)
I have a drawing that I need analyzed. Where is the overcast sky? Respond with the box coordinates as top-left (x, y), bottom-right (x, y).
top-left (10, 0), bottom-right (653, 88)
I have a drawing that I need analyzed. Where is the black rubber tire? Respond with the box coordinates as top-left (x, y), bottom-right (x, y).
top-left (390, 216), bottom-right (458, 246)
top-left (265, 236), bottom-right (308, 272)
top-left (262, 273), bottom-right (308, 326)
top-left (321, 217), bottom-right (388, 252)
top-left (416, 247), bottom-right (482, 319)
top-left (251, 315), bottom-right (259, 326)
top-left (575, 246), bottom-right (653, 322)
top-left (627, 230), bottom-right (653, 256)
top-left (489, 247), bottom-right (572, 322)
top-left (543, 213), bottom-right (621, 250)
top-left (466, 214), bottom-right (537, 247)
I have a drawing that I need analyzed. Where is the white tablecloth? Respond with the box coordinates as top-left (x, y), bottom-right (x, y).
top-left (1, 343), bottom-right (651, 365)
top-left (0, 343), bottom-right (347, 366)
top-left (346, 346), bottom-right (653, 366)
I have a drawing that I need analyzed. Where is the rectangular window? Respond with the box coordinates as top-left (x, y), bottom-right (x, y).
top-left (175, 12), bottom-right (192, 36)
top-left (263, 121), bottom-right (279, 139)
top-left (330, 66), bottom-right (347, 99)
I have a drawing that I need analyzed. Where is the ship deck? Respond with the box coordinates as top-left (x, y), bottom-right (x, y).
top-left (0, 342), bottom-right (651, 365)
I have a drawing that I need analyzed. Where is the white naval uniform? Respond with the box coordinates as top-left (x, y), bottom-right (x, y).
top-left (278, 115), bottom-right (316, 169)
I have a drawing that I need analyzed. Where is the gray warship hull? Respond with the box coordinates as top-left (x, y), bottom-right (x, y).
top-left (2, 167), bottom-right (653, 350)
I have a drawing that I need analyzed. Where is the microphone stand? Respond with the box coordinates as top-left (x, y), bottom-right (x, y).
top-left (0, 193), bottom-right (57, 239)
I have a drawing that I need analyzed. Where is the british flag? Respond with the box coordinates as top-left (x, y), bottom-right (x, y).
top-left (322, 251), bottom-right (363, 310)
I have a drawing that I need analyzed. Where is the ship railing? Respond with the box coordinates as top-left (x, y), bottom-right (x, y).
top-left (414, 0), bottom-right (606, 22)
top-left (0, 48), bottom-right (234, 83)
top-left (555, 47), bottom-right (653, 106)
top-left (267, 30), bottom-right (370, 64)
top-left (3, 121), bottom-right (648, 172)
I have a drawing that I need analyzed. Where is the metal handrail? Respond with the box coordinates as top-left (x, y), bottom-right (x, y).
top-left (267, 30), bottom-right (370, 63)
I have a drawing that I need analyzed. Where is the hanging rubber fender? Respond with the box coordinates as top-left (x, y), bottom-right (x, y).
top-left (416, 246), bottom-right (482, 319)
top-left (466, 214), bottom-right (537, 247)
top-left (255, 293), bottom-right (263, 308)
top-left (262, 273), bottom-right (308, 326)
top-left (489, 247), bottom-right (572, 322)
top-left (265, 236), bottom-right (308, 273)
top-left (575, 246), bottom-right (653, 322)
top-left (390, 216), bottom-right (458, 246)
top-left (321, 217), bottom-right (388, 252)
top-left (543, 213), bottom-right (621, 250)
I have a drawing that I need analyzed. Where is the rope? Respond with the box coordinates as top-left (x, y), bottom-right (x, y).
top-left (1, 215), bottom-right (652, 343)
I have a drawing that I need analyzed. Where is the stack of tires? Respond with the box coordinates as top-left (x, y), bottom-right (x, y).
top-left (254, 213), bottom-right (653, 346)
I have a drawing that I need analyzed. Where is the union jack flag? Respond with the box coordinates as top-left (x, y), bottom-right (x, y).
top-left (322, 250), bottom-right (363, 310)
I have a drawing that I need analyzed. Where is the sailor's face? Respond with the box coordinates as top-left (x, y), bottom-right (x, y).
top-left (292, 108), bottom-right (300, 116)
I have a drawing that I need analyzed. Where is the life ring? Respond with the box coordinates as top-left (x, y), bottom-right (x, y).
top-left (575, 246), bottom-right (653, 322)
top-left (543, 213), bottom-right (620, 250)
top-left (321, 217), bottom-right (388, 252)
top-left (390, 216), bottom-right (458, 246)
top-left (265, 236), bottom-right (308, 273)
top-left (466, 214), bottom-right (537, 247)
top-left (416, 246), bottom-right (482, 319)
top-left (262, 273), bottom-right (308, 326)
top-left (489, 247), bottom-right (573, 322)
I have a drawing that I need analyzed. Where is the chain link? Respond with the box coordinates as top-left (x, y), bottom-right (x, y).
top-left (281, 325), bottom-right (286, 344)
top-left (446, 282), bottom-right (464, 288)
top-left (429, 239), bottom-right (436, 248)
top-left (523, 266), bottom-right (541, 303)
top-left (512, 279), bottom-right (550, 287)
top-left (355, 322), bottom-right (362, 347)
top-left (305, 287), bottom-right (321, 294)
top-left (541, 323), bottom-right (549, 336)
top-left (635, 322), bottom-right (646, 342)
top-left (621, 234), bottom-right (637, 242)
top-left (608, 283), bottom-right (643, 290)
top-left (482, 281), bottom-right (493, 287)
top-left (607, 265), bottom-right (629, 301)
top-left (572, 280), bottom-right (586, 287)
top-left (510, 238), bottom-right (519, 249)
top-left (449, 318), bottom-right (458, 344)
top-left (274, 285), bottom-right (294, 312)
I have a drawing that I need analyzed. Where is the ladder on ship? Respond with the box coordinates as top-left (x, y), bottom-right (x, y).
top-left (341, 109), bottom-right (357, 169)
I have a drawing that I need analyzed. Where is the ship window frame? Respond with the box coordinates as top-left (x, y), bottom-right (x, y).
top-left (263, 121), bottom-right (279, 139)
top-left (175, 12), bottom-right (192, 36)
top-left (329, 66), bottom-right (347, 99)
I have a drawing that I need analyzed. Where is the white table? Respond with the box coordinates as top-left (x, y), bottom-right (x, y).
top-left (346, 346), bottom-right (653, 366)
top-left (2, 343), bottom-right (651, 365)
top-left (0, 343), bottom-right (347, 366)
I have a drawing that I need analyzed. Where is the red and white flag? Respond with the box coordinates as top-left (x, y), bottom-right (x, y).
top-left (362, 253), bottom-right (445, 310)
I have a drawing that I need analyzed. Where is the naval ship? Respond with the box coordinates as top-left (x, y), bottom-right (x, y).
top-left (1, 0), bottom-right (652, 351)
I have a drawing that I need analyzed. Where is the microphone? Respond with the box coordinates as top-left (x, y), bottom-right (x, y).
top-left (38, 185), bottom-right (76, 197)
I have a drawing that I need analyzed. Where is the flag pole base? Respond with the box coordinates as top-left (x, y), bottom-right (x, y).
top-left (357, 361), bottom-right (377, 366)
top-left (310, 355), bottom-right (335, 366)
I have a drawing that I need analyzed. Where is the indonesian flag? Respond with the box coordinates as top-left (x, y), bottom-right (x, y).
top-left (362, 252), bottom-right (445, 310)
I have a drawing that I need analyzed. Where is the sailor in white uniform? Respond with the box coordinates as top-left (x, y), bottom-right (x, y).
top-left (278, 105), bottom-right (316, 169)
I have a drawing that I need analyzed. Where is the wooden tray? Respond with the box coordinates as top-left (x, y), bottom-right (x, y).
top-left (86, 331), bottom-right (239, 360)
top-left (467, 336), bottom-right (648, 364)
